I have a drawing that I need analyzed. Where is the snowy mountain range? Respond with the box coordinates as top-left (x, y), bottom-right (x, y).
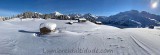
top-left (101, 10), bottom-right (160, 28)
top-left (15, 10), bottom-right (160, 28)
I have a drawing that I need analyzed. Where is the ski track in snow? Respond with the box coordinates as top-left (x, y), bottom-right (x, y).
top-left (0, 18), bottom-right (160, 55)
top-left (130, 36), bottom-right (151, 55)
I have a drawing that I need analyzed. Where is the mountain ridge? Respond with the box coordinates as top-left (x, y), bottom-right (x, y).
top-left (14, 10), bottom-right (160, 28)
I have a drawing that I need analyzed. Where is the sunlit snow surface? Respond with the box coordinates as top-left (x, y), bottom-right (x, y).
top-left (0, 18), bottom-right (160, 55)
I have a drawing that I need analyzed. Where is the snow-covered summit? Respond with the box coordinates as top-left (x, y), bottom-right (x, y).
top-left (83, 13), bottom-right (98, 19)
top-left (53, 11), bottom-right (63, 16)
top-left (34, 12), bottom-right (43, 15)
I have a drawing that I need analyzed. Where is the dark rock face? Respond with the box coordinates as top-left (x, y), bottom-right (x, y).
top-left (40, 27), bottom-right (51, 35)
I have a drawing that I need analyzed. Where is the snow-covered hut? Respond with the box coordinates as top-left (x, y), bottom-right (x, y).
top-left (95, 21), bottom-right (102, 25)
top-left (78, 18), bottom-right (86, 22)
top-left (40, 22), bottom-right (57, 34)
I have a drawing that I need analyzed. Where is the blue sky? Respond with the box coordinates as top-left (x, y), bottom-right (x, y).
top-left (0, 0), bottom-right (159, 16)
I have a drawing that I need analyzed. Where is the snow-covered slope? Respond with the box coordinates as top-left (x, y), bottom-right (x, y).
top-left (0, 18), bottom-right (160, 55)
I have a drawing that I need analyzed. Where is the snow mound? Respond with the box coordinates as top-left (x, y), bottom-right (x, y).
top-left (40, 22), bottom-right (57, 30)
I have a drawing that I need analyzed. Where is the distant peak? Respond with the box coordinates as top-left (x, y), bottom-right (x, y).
top-left (53, 11), bottom-right (63, 16)
top-left (54, 11), bottom-right (59, 13)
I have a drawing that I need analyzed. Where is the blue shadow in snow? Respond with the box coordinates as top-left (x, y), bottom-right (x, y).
top-left (18, 30), bottom-right (40, 34)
